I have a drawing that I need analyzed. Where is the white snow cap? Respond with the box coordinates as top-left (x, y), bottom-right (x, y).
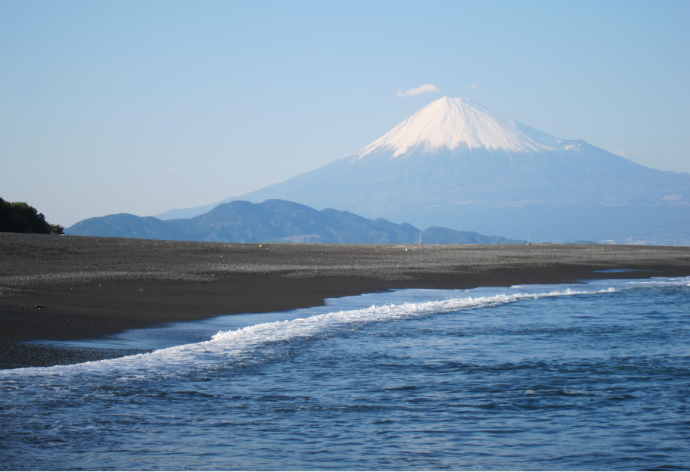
top-left (358, 97), bottom-right (564, 158)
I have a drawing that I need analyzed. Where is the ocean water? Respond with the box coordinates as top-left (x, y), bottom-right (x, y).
top-left (1, 277), bottom-right (689, 470)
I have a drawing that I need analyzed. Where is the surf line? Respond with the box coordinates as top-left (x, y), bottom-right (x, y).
top-left (3, 286), bottom-right (618, 377)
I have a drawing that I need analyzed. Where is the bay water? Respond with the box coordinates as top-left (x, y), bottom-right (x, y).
top-left (1, 277), bottom-right (688, 470)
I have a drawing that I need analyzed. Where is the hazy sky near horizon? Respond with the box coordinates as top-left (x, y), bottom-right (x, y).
top-left (1, 0), bottom-right (688, 226)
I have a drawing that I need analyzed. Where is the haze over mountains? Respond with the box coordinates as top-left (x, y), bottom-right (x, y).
top-left (67, 199), bottom-right (524, 245)
top-left (157, 98), bottom-right (690, 245)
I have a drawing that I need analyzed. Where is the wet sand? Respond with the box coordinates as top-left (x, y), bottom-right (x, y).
top-left (2, 233), bottom-right (689, 368)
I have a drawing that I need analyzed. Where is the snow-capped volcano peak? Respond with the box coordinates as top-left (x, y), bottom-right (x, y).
top-left (358, 97), bottom-right (562, 158)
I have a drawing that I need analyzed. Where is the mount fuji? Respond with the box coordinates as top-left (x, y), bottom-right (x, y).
top-left (160, 97), bottom-right (690, 244)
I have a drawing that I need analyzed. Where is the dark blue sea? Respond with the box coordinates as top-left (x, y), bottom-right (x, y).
top-left (1, 276), bottom-right (689, 470)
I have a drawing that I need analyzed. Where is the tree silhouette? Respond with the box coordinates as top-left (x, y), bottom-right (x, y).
top-left (0, 198), bottom-right (64, 234)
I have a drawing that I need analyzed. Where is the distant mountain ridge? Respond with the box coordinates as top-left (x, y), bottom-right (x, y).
top-left (67, 199), bottom-right (525, 245)
top-left (156, 97), bottom-right (690, 245)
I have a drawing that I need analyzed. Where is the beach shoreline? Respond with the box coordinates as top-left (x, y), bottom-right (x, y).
top-left (2, 232), bottom-right (689, 369)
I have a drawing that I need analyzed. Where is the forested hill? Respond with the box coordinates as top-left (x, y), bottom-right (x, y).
top-left (67, 199), bottom-right (525, 245)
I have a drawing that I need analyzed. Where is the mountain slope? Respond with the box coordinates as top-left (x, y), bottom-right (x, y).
top-left (68, 199), bottom-right (524, 245)
top-left (232, 98), bottom-right (690, 244)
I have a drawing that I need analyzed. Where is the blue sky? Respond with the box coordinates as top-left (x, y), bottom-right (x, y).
top-left (1, 0), bottom-right (688, 226)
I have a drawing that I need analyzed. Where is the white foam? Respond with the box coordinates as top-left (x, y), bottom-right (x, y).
top-left (2, 286), bottom-right (618, 378)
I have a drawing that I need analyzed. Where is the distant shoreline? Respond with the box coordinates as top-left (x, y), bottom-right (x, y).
top-left (1, 232), bottom-right (689, 369)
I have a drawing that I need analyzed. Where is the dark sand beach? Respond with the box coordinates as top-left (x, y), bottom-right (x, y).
top-left (2, 232), bottom-right (689, 368)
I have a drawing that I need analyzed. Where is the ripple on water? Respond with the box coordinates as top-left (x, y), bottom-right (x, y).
top-left (1, 279), bottom-right (689, 470)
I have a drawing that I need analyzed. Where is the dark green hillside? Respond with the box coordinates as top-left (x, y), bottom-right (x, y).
top-left (0, 198), bottom-right (64, 234)
top-left (66, 199), bottom-right (525, 245)
top-left (66, 213), bottom-right (183, 239)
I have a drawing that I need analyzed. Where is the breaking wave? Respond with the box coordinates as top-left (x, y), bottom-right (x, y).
top-left (3, 287), bottom-right (618, 377)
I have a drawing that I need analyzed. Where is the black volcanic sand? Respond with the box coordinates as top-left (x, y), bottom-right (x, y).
top-left (2, 232), bottom-right (689, 369)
